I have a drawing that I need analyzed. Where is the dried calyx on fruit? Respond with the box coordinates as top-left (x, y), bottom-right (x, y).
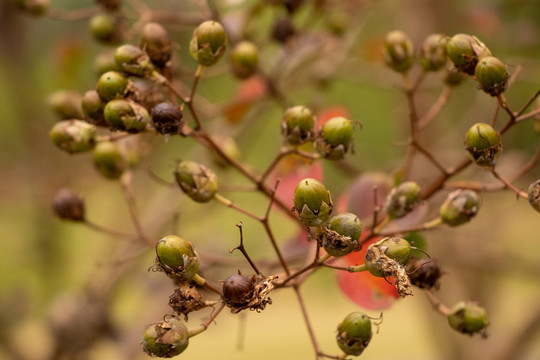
top-left (49, 120), bottom-right (97, 154)
top-left (405, 256), bottom-right (442, 290)
top-left (114, 44), bottom-right (155, 77)
top-left (384, 181), bottom-right (421, 219)
top-left (151, 102), bottom-right (184, 135)
top-left (221, 273), bottom-right (276, 314)
top-left (446, 33), bottom-right (491, 75)
top-left (447, 301), bottom-right (489, 336)
top-left (439, 189), bottom-right (480, 226)
top-left (293, 178), bottom-right (333, 226)
top-left (189, 21), bottom-right (227, 67)
top-left (365, 237), bottom-right (412, 296)
top-left (141, 22), bottom-right (172, 68)
top-left (169, 281), bottom-right (214, 320)
top-left (282, 105), bottom-right (315, 145)
top-left (336, 312), bottom-right (372, 356)
top-left (315, 116), bottom-right (355, 160)
top-left (174, 161), bottom-right (218, 203)
top-left (474, 56), bottom-right (508, 96)
top-left (383, 30), bottom-right (414, 73)
top-left (155, 235), bottom-right (200, 282)
top-left (93, 141), bottom-right (126, 179)
top-left (323, 213), bottom-right (363, 257)
top-left (103, 99), bottom-right (150, 133)
top-left (52, 188), bottom-right (85, 221)
top-left (229, 41), bottom-right (259, 79)
top-left (465, 123), bottom-right (502, 167)
top-left (141, 316), bottom-right (189, 358)
top-left (527, 180), bottom-right (540, 213)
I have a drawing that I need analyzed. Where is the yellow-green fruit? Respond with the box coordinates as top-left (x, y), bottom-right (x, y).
top-left (474, 56), bottom-right (508, 96)
top-left (189, 21), bottom-right (227, 67)
top-left (293, 178), bottom-right (333, 226)
top-left (365, 237), bottom-right (411, 277)
top-left (446, 33), bottom-right (491, 75)
top-left (141, 317), bottom-right (189, 358)
top-left (229, 41), bottom-right (259, 79)
top-left (465, 123), bottom-right (502, 167)
top-left (174, 161), bottom-right (218, 203)
top-left (49, 120), bottom-right (97, 154)
top-left (336, 312), bottom-right (372, 356)
top-left (447, 302), bottom-right (489, 335)
top-left (383, 30), bottom-right (414, 73)
top-left (156, 235), bottom-right (200, 281)
top-left (93, 141), bottom-right (126, 179)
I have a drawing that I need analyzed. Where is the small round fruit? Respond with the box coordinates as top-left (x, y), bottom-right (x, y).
top-left (446, 33), bottom-right (491, 75)
top-left (93, 141), bottom-right (126, 179)
top-left (465, 123), bottom-right (502, 167)
top-left (474, 56), bottom-right (508, 96)
top-left (324, 213), bottom-right (362, 257)
top-left (174, 161), bottom-right (218, 203)
top-left (293, 178), bottom-right (333, 226)
top-left (141, 22), bottom-right (172, 67)
top-left (282, 105), bottom-right (315, 145)
top-left (229, 41), bottom-right (259, 79)
top-left (383, 30), bottom-right (414, 73)
top-left (419, 33), bottom-right (447, 72)
top-left (336, 312), bottom-right (372, 356)
top-left (365, 237), bottom-right (411, 277)
top-left (49, 120), bottom-right (97, 154)
top-left (189, 21), bottom-right (227, 67)
top-left (528, 180), bottom-right (540, 213)
top-left (447, 301), bottom-right (489, 335)
top-left (384, 181), bottom-right (421, 219)
top-left (52, 188), bottom-right (85, 221)
top-left (221, 274), bottom-right (254, 306)
top-left (440, 189), bottom-right (480, 226)
top-left (151, 102), bottom-right (183, 135)
top-left (90, 13), bottom-right (121, 44)
top-left (141, 317), bottom-right (189, 358)
top-left (156, 235), bottom-right (200, 280)
top-left (97, 71), bottom-right (128, 102)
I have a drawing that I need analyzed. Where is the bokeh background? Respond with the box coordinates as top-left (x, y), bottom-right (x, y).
top-left (1, 0), bottom-right (540, 359)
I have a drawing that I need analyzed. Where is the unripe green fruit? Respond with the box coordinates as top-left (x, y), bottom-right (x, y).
top-left (465, 123), bottom-right (502, 167)
top-left (103, 99), bottom-right (149, 133)
top-left (141, 22), bottom-right (172, 67)
top-left (365, 237), bottom-right (411, 277)
top-left (229, 41), bottom-right (259, 79)
top-left (419, 33), bottom-right (447, 72)
top-left (49, 120), bottom-right (97, 154)
top-left (93, 141), bottom-right (126, 179)
top-left (447, 301), bottom-right (489, 335)
top-left (156, 235), bottom-right (200, 281)
top-left (446, 34), bottom-right (491, 75)
top-left (324, 213), bottom-right (362, 257)
top-left (82, 90), bottom-right (105, 124)
top-left (114, 44), bottom-right (155, 77)
top-left (282, 105), bottom-right (315, 145)
top-left (189, 21), bottom-right (227, 67)
top-left (90, 13), bottom-right (122, 44)
top-left (384, 181), bottom-right (421, 219)
top-left (293, 178), bottom-right (333, 226)
top-left (48, 90), bottom-right (84, 120)
top-left (336, 312), bottom-right (372, 356)
top-left (141, 317), bottom-right (189, 358)
top-left (94, 51), bottom-right (118, 76)
top-left (174, 161), bottom-right (218, 203)
top-left (440, 189), bottom-right (480, 226)
top-left (527, 180), bottom-right (540, 213)
top-left (383, 30), bottom-right (414, 73)
top-left (317, 116), bottom-right (354, 160)
top-left (474, 56), bottom-right (508, 96)
top-left (97, 71), bottom-right (128, 102)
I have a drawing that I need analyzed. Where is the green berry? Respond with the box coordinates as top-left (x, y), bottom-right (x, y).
top-left (141, 317), bottom-right (189, 358)
top-left (383, 30), bottom-right (414, 73)
top-left (323, 213), bottom-right (362, 257)
top-left (465, 123), bottom-right (502, 167)
top-left (114, 44), bottom-right (155, 77)
top-left (446, 34), bottom-right (491, 75)
top-left (52, 188), bottom-right (85, 221)
top-left (316, 116), bottom-right (354, 160)
top-left (528, 180), bottom-right (540, 213)
top-left (93, 141), bottom-right (126, 179)
top-left (97, 71), bottom-right (128, 102)
top-left (47, 90), bottom-right (84, 120)
top-left (89, 13), bottom-right (122, 44)
top-left (365, 237), bottom-right (411, 277)
top-left (174, 161), bottom-right (218, 203)
top-left (439, 189), bottom-right (480, 226)
top-left (189, 21), bottom-right (227, 67)
top-left (336, 312), bottom-right (372, 356)
top-left (419, 33), bottom-right (447, 72)
top-left (141, 22), bottom-right (172, 67)
top-left (293, 178), bottom-right (333, 226)
top-left (82, 90), bottom-right (105, 125)
top-left (156, 235), bottom-right (200, 281)
top-left (94, 51), bottom-right (119, 76)
top-left (474, 56), bottom-right (508, 96)
top-left (282, 105), bottom-right (315, 145)
top-left (49, 120), bottom-right (96, 154)
top-left (384, 181), bottom-right (421, 219)
top-left (229, 41), bottom-right (259, 79)
top-left (447, 301), bottom-right (489, 335)
top-left (103, 99), bottom-right (149, 133)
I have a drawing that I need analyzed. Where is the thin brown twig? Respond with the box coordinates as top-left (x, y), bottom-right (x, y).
top-left (120, 172), bottom-right (154, 246)
top-left (424, 289), bottom-right (451, 316)
top-left (46, 7), bottom-right (100, 20)
top-left (418, 85), bottom-right (452, 129)
top-left (491, 169), bottom-right (528, 199)
top-left (230, 222), bottom-right (261, 275)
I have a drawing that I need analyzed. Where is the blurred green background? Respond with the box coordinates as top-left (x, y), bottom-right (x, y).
top-left (1, 0), bottom-right (540, 359)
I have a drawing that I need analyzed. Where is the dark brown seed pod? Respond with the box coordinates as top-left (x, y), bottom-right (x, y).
top-left (272, 18), bottom-right (296, 44)
top-left (151, 102), bottom-right (184, 135)
top-left (405, 256), bottom-right (442, 290)
top-left (52, 188), bottom-right (85, 221)
top-left (221, 274), bottom-right (254, 306)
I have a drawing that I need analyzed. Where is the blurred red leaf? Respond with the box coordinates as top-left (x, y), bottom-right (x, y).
top-left (224, 75), bottom-right (267, 124)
